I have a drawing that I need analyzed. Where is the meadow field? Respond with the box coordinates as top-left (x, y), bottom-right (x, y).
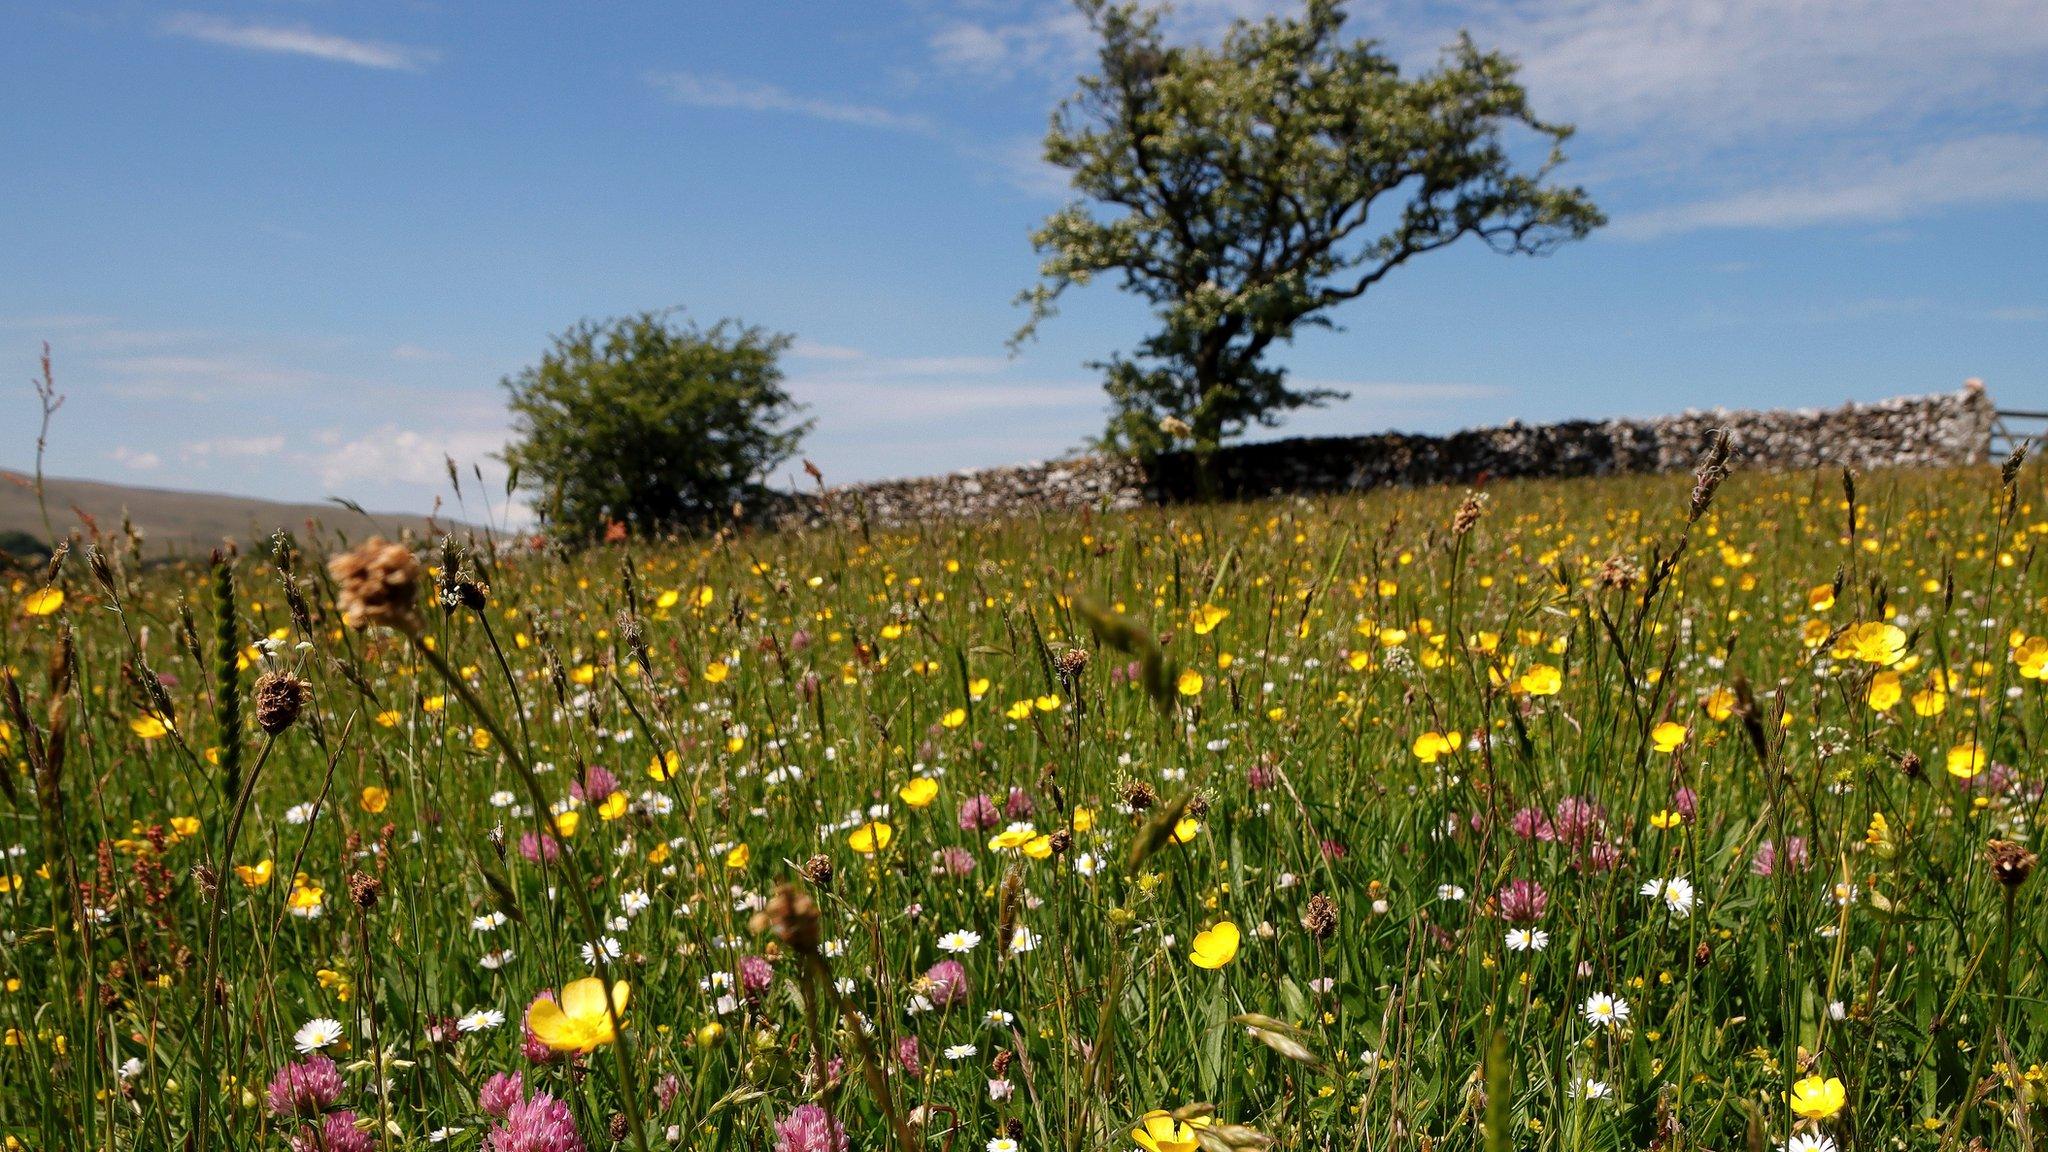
top-left (3, 451), bottom-right (2045, 1152)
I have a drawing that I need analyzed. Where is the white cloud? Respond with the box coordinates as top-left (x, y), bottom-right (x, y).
top-left (109, 447), bottom-right (162, 471)
top-left (1615, 134), bottom-right (2048, 237)
top-left (96, 352), bottom-right (326, 399)
top-left (391, 343), bottom-right (457, 363)
top-left (646, 72), bottom-right (933, 133)
top-left (313, 425), bottom-right (510, 489)
top-left (181, 435), bottom-right (287, 461)
top-left (919, 0), bottom-right (2048, 226)
top-left (162, 14), bottom-right (441, 71)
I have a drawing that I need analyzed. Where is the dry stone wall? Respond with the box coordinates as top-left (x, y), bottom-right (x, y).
top-left (778, 386), bottom-right (1996, 527)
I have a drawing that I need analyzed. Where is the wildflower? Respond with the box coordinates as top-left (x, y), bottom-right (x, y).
top-left (1789, 1075), bottom-right (1846, 1120)
top-left (458, 1008), bottom-right (507, 1033)
top-left (1176, 670), bottom-right (1204, 696)
top-left (988, 1140), bottom-right (1019, 1152)
top-left (292, 1111), bottom-right (373, 1152)
top-left (924, 959), bottom-right (970, 1007)
top-left (1131, 1110), bottom-right (1212, 1152)
top-left (524, 978), bottom-right (629, 1053)
top-left (773, 1104), bottom-right (848, 1152)
top-left (236, 859), bottom-right (275, 887)
top-left (958, 794), bottom-right (1001, 831)
top-left (1497, 879), bottom-right (1549, 924)
top-left (266, 1055), bottom-right (344, 1117)
top-left (899, 778), bottom-right (940, 808)
top-left (1650, 722), bottom-right (1687, 752)
top-left (579, 937), bottom-right (622, 966)
top-left (939, 929), bottom-right (983, 954)
top-left (293, 1017), bottom-right (344, 1054)
top-left (849, 821), bottom-right (894, 854)
top-left (1569, 1078), bottom-right (1611, 1100)
top-left (1840, 622), bottom-right (1906, 667)
top-left (1639, 876), bottom-right (1696, 917)
top-left (1188, 920), bottom-right (1240, 969)
top-left (1519, 664), bottom-right (1562, 696)
top-left (1582, 993), bottom-right (1629, 1030)
top-left (20, 588), bottom-right (63, 616)
top-left (480, 1073), bottom-right (525, 1118)
top-left (1946, 740), bottom-right (1986, 780)
top-left (1412, 731), bottom-right (1460, 764)
top-left (490, 1090), bottom-right (585, 1152)
top-left (1504, 929), bottom-right (1548, 951)
top-left (1865, 812), bottom-right (1896, 858)
top-left (1784, 1134), bottom-right (1839, 1152)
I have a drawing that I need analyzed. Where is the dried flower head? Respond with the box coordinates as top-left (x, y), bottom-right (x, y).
top-left (1302, 893), bottom-right (1338, 940)
top-left (753, 881), bottom-right (821, 955)
top-left (1451, 490), bottom-right (1488, 536)
top-left (1988, 839), bottom-right (2037, 888)
top-left (327, 538), bottom-right (422, 633)
top-left (254, 672), bottom-right (310, 735)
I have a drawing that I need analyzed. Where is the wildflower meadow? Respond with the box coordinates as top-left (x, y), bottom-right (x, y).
top-left (4, 448), bottom-right (2047, 1152)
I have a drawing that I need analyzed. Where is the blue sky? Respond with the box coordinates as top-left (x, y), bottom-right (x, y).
top-left (3, 1), bottom-right (2045, 520)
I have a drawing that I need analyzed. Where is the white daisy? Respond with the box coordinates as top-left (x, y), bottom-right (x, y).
top-left (294, 1017), bottom-right (344, 1054)
top-left (938, 929), bottom-right (982, 954)
top-left (1505, 928), bottom-right (1549, 952)
top-left (581, 937), bottom-right (623, 965)
top-left (457, 1008), bottom-right (505, 1033)
top-left (1582, 993), bottom-right (1630, 1030)
top-left (945, 1043), bottom-right (978, 1060)
top-left (1569, 1078), bottom-right (1611, 1099)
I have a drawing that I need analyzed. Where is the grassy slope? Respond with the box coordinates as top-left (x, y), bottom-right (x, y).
top-left (0, 470), bottom-right (462, 556)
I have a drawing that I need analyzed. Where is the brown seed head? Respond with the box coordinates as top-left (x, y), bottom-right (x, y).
top-left (254, 671), bottom-right (309, 735)
top-left (799, 853), bottom-right (835, 889)
top-left (1988, 839), bottom-right (2037, 888)
top-left (755, 881), bottom-right (821, 955)
top-left (1302, 892), bottom-right (1338, 941)
top-left (328, 538), bottom-right (422, 632)
top-left (347, 869), bottom-right (382, 912)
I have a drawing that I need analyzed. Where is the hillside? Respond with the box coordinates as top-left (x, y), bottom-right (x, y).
top-left (0, 470), bottom-right (461, 558)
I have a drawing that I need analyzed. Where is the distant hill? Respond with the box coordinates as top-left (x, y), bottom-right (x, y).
top-left (0, 470), bottom-right (465, 559)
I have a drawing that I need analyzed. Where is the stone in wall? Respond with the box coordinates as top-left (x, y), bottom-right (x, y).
top-left (773, 386), bottom-right (1996, 528)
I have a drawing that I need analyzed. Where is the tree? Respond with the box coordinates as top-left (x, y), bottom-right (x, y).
top-left (1015, 0), bottom-right (1604, 455)
top-left (502, 312), bottom-right (808, 538)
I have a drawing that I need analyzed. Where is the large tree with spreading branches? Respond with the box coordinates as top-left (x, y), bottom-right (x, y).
top-left (1015, 0), bottom-right (1605, 454)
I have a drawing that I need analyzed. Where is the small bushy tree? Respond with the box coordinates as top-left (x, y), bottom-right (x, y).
top-left (502, 312), bottom-right (807, 538)
top-left (1016, 0), bottom-right (1604, 455)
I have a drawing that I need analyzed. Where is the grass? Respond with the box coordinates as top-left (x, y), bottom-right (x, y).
top-left (2, 454), bottom-right (2045, 1152)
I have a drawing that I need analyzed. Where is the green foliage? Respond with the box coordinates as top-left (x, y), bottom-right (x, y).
top-left (501, 311), bottom-right (809, 538)
top-left (1016, 0), bottom-right (1605, 454)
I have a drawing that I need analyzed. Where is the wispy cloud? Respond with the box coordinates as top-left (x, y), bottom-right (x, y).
top-left (162, 13), bottom-right (441, 72)
top-left (1615, 135), bottom-right (2048, 237)
top-left (646, 72), bottom-right (933, 133)
top-left (918, 0), bottom-right (2048, 226)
